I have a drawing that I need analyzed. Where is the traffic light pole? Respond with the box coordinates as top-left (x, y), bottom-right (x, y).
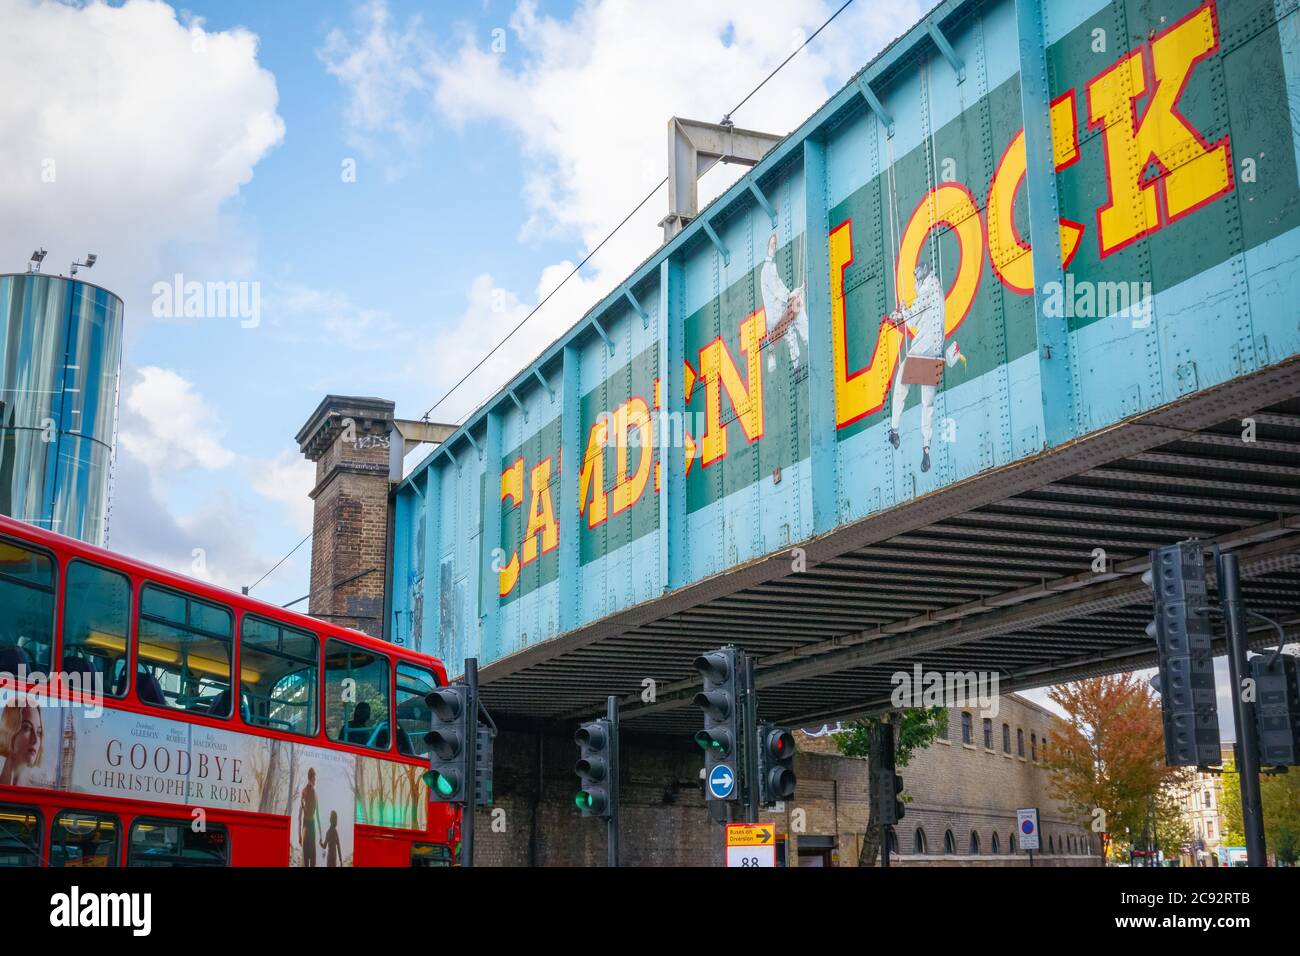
top-left (463, 657), bottom-right (478, 869)
top-left (743, 654), bottom-right (759, 825)
top-left (607, 694), bottom-right (620, 868)
top-left (879, 719), bottom-right (892, 869)
top-left (1216, 552), bottom-right (1267, 867)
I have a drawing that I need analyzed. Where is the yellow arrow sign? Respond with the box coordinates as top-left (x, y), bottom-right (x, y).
top-left (726, 823), bottom-right (776, 847)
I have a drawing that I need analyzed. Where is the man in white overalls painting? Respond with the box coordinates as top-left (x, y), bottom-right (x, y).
top-left (885, 259), bottom-right (965, 473)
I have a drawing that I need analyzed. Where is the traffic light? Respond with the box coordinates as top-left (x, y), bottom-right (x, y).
top-left (871, 725), bottom-right (905, 826)
top-left (1143, 541), bottom-right (1222, 766)
top-left (1251, 653), bottom-right (1300, 766)
top-left (423, 685), bottom-right (470, 802)
top-left (693, 646), bottom-right (740, 802)
top-left (756, 722), bottom-right (797, 805)
top-left (574, 718), bottom-right (613, 817)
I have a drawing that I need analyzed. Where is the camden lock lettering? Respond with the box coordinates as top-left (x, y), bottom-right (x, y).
top-left (496, 0), bottom-right (1236, 598)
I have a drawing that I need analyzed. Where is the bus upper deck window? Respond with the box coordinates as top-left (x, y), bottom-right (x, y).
top-left (0, 538), bottom-right (55, 675)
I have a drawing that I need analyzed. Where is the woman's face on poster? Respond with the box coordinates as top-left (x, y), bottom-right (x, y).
top-left (767, 233), bottom-right (778, 259)
top-left (12, 705), bottom-right (42, 766)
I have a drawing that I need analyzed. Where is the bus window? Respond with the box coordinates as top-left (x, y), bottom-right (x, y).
top-left (0, 804), bottom-right (42, 867)
top-left (410, 842), bottom-right (453, 867)
top-left (63, 561), bottom-right (131, 698)
top-left (324, 640), bottom-right (391, 751)
top-left (240, 615), bottom-right (318, 736)
top-left (0, 538), bottom-right (55, 675)
top-left (128, 819), bottom-right (228, 867)
top-left (137, 585), bottom-right (233, 717)
top-left (395, 662), bottom-right (438, 757)
top-left (50, 811), bottom-right (119, 867)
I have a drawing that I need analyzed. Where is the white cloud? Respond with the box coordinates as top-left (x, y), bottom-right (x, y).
top-left (118, 366), bottom-right (237, 474)
top-left (247, 450), bottom-right (316, 535)
top-left (318, 0), bottom-right (437, 177)
top-left (274, 283), bottom-right (403, 351)
top-left (112, 366), bottom-right (315, 592)
top-left (0, 0), bottom-right (285, 323)
top-left (325, 0), bottom-right (924, 423)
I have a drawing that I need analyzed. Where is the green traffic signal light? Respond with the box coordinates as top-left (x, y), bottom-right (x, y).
top-left (693, 728), bottom-right (732, 755)
top-left (422, 769), bottom-right (459, 798)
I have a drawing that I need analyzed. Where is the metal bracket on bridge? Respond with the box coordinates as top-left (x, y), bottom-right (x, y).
top-left (856, 78), bottom-right (895, 138)
top-left (462, 430), bottom-right (481, 459)
top-left (590, 316), bottom-right (616, 355)
top-left (507, 389), bottom-right (527, 421)
top-left (623, 287), bottom-right (650, 330)
top-left (700, 218), bottom-right (730, 267)
top-left (927, 21), bottom-right (966, 84)
top-left (747, 180), bottom-right (778, 229)
top-left (532, 367), bottom-right (555, 402)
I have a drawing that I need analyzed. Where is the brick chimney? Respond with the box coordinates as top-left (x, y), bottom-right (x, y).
top-left (295, 396), bottom-right (395, 638)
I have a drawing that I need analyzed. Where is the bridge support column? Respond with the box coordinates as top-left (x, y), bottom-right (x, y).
top-left (804, 136), bottom-right (839, 534)
top-left (559, 346), bottom-right (582, 631)
top-left (480, 410), bottom-right (504, 662)
top-left (659, 257), bottom-right (687, 591)
top-left (1017, 0), bottom-right (1077, 448)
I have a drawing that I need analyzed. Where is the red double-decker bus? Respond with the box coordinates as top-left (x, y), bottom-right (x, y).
top-left (0, 514), bottom-right (459, 867)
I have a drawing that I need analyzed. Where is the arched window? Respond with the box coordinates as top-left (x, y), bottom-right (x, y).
top-left (943, 830), bottom-right (956, 854)
top-left (1031, 733), bottom-right (1038, 762)
top-left (1009, 833), bottom-right (1017, 853)
top-left (982, 718), bottom-right (993, 749)
top-left (913, 828), bottom-right (927, 854)
top-left (1017, 728), bottom-right (1025, 757)
top-left (969, 830), bottom-right (981, 854)
top-left (961, 711), bottom-right (973, 744)
top-left (1002, 723), bottom-right (1011, 753)
top-left (991, 831), bottom-right (1001, 854)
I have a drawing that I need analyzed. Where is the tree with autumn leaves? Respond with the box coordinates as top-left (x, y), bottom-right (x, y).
top-left (1044, 674), bottom-right (1191, 863)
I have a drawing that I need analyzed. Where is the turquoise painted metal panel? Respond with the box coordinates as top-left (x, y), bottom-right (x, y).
top-left (393, 0), bottom-right (1300, 675)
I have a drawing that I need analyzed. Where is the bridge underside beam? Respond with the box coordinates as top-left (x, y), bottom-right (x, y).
top-left (478, 358), bottom-right (1300, 734)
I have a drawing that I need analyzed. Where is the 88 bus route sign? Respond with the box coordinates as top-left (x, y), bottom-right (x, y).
top-left (725, 823), bottom-right (776, 868)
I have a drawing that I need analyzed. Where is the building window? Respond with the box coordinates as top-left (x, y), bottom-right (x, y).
top-left (913, 828), bottom-right (927, 854)
top-left (961, 711), bottom-right (972, 744)
top-left (943, 830), bottom-right (956, 854)
top-left (137, 584), bottom-right (233, 715)
top-left (240, 615), bottom-right (318, 735)
top-left (0, 538), bottom-right (55, 674)
top-left (1009, 833), bottom-right (1017, 853)
top-left (1017, 728), bottom-right (1025, 757)
top-left (1031, 733), bottom-right (1038, 762)
top-left (982, 718), bottom-right (993, 749)
top-left (62, 561), bottom-right (131, 698)
top-left (1207, 820), bottom-right (1215, 840)
top-left (991, 831), bottom-right (1001, 854)
top-left (50, 811), bottom-right (120, 867)
top-left (969, 830), bottom-right (981, 854)
top-left (1002, 723), bottom-right (1010, 753)
top-left (1204, 791), bottom-right (1213, 809)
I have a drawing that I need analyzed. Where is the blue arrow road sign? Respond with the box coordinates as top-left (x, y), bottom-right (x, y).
top-left (708, 764), bottom-right (736, 799)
